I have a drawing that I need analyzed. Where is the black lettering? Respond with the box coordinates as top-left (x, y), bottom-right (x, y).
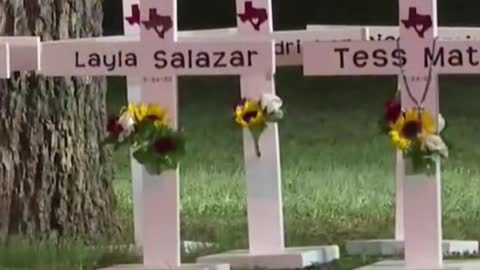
top-left (154, 50), bottom-right (168, 69)
top-left (296, 39), bottom-right (301, 54)
top-left (214, 52), bottom-right (227, 67)
top-left (286, 42), bottom-right (294, 55)
top-left (275, 41), bottom-right (285, 55)
top-left (448, 49), bottom-right (463, 66)
top-left (103, 54), bottom-right (115, 71)
top-left (195, 52), bottom-right (210, 67)
top-left (334, 48), bottom-right (349, 68)
top-left (88, 53), bottom-right (101, 67)
top-left (392, 49), bottom-right (407, 67)
top-left (467, 47), bottom-right (479, 66)
top-left (171, 52), bottom-right (185, 68)
top-left (188, 50), bottom-right (193, 68)
top-left (372, 49), bottom-right (388, 67)
top-left (247, 50), bottom-right (258, 66)
top-left (353, 50), bottom-right (368, 67)
top-left (75, 52), bottom-right (86, 68)
top-left (230, 51), bottom-right (245, 67)
top-left (125, 53), bottom-right (137, 66)
top-left (424, 47), bottom-right (444, 67)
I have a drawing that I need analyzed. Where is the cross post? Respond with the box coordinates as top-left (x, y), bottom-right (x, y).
top-left (307, 23), bottom-right (480, 257)
top-left (303, 0), bottom-right (480, 269)
top-left (0, 43), bottom-right (9, 78)
top-left (40, 0), bottom-right (273, 269)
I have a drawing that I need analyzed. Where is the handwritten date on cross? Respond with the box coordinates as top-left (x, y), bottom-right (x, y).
top-left (237, 1), bottom-right (268, 31)
top-left (125, 4), bottom-right (173, 39)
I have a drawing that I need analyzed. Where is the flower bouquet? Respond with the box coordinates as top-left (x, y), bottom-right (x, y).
top-left (380, 93), bottom-right (449, 175)
top-left (104, 103), bottom-right (185, 175)
top-left (234, 93), bottom-right (284, 157)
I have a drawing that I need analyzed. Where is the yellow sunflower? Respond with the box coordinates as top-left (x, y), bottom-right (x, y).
top-left (393, 109), bottom-right (435, 137)
top-left (389, 109), bottom-right (436, 151)
top-left (389, 130), bottom-right (411, 151)
top-left (235, 100), bottom-right (266, 128)
top-left (128, 103), bottom-right (168, 127)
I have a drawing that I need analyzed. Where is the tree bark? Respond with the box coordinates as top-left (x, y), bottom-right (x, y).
top-left (0, 0), bottom-right (117, 241)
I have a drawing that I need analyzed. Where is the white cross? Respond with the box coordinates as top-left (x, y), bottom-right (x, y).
top-left (0, 37), bottom-right (40, 78)
top-left (40, 0), bottom-right (274, 269)
top-left (303, 0), bottom-right (480, 269)
top-left (116, 1), bottom-right (364, 250)
top-left (309, 24), bottom-right (480, 256)
top-left (0, 43), bottom-right (9, 78)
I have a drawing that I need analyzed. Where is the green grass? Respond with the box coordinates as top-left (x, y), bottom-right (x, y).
top-left (111, 70), bottom-right (480, 247)
top-left (3, 69), bottom-right (480, 269)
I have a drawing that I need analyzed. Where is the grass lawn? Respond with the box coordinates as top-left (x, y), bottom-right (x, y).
top-left (108, 68), bottom-right (480, 267)
top-left (2, 69), bottom-right (480, 269)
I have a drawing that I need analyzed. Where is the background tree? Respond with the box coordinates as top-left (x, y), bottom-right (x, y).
top-left (0, 0), bottom-right (116, 241)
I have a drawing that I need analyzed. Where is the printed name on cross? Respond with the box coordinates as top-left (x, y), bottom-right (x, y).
top-left (334, 45), bottom-right (480, 68)
top-left (74, 49), bottom-right (260, 71)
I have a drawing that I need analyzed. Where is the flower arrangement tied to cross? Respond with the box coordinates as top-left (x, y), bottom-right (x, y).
top-left (234, 93), bottom-right (284, 157)
top-left (380, 90), bottom-right (449, 175)
top-left (103, 103), bottom-right (185, 175)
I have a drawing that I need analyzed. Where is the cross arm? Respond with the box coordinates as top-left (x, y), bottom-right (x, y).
top-left (428, 39), bottom-right (480, 74)
top-left (40, 39), bottom-right (274, 77)
top-left (302, 39), bottom-right (399, 76)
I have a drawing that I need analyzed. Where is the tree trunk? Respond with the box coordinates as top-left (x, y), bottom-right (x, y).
top-left (0, 0), bottom-right (117, 241)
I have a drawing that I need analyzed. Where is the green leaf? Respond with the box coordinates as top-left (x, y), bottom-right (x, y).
top-left (132, 145), bottom-right (154, 164)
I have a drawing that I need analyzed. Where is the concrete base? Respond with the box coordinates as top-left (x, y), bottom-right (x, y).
top-left (196, 246), bottom-right (340, 269)
top-left (98, 263), bottom-right (229, 270)
top-left (346, 239), bottom-right (479, 256)
top-left (355, 259), bottom-right (480, 270)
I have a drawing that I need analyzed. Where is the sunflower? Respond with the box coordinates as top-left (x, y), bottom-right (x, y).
top-left (389, 109), bottom-right (436, 151)
top-left (235, 100), bottom-right (266, 129)
top-left (389, 130), bottom-right (411, 151)
top-left (393, 109), bottom-right (435, 137)
top-left (128, 104), bottom-right (167, 127)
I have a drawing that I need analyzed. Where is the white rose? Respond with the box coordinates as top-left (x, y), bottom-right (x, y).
top-left (437, 114), bottom-right (445, 133)
top-left (117, 111), bottom-right (135, 142)
top-left (424, 134), bottom-right (448, 158)
top-left (261, 93), bottom-right (283, 114)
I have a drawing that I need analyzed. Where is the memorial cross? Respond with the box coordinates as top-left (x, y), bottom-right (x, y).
top-left (196, 2), bottom-right (342, 270)
top-left (0, 37), bottom-right (40, 75)
top-left (0, 36), bottom-right (41, 78)
top-left (307, 24), bottom-right (480, 256)
top-left (0, 43), bottom-right (9, 78)
top-left (39, 0), bottom-right (273, 269)
top-left (303, 0), bottom-right (480, 269)
top-left (117, 0), bottom-right (364, 250)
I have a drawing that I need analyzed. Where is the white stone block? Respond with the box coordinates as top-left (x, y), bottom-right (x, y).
top-left (355, 259), bottom-right (480, 270)
top-left (196, 246), bottom-right (339, 269)
top-left (346, 239), bottom-right (479, 256)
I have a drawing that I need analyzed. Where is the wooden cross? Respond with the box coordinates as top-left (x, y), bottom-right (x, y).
top-left (303, 0), bottom-right (480, 269)
top-left (309, 24), bottom-right (480, 257)
top-left (0, 43), bottom-right (9, 78)
top-left (119, 0), bottom-right (364, 254)
top-left (0, 37), bottom-right (40, 78)
top-left (40, 0), bottom-right (274, 269)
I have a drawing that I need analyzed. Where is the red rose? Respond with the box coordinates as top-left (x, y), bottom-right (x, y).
top-left (107, 116), bottom-right (124, 137)
top-left (384, 99), bottom-right (401, 124)
top-left (152, 137), bottom-right (176, 155)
